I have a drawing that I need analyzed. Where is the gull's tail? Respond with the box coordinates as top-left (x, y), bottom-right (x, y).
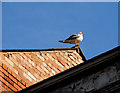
top-left (59, 40), bottom-right (64, 43)
top-left (59, 40), bottom-right (69, 43)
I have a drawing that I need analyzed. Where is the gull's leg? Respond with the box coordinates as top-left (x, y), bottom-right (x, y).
top-left (76, 44), bottom-right (80, 46)
top-left (72, 43), bottom-right (79, 48)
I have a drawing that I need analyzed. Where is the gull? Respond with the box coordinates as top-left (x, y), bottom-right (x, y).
top-left (59, 32), bottom-right (84, 45)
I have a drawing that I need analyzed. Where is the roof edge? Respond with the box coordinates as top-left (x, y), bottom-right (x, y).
top-left (0, 47), bottom-right (77, 52)
top-left (0, 45), bottom-right (87, 62)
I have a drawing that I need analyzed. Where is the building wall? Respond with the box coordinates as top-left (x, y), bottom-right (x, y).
top-left (51, 61), bottom-right (120, 93)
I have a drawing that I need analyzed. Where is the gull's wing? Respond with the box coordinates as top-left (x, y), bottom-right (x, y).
top-left (66, 34), bottom-right (79, 40)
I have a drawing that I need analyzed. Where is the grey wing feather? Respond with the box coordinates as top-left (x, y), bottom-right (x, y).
top-left (66, 34), bottom-right (79, 40)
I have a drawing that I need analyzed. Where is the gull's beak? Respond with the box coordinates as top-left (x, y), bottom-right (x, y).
top-left (82, 32), bottom-right (84, 34)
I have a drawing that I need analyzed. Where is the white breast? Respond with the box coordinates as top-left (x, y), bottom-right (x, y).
top-left (77, 35), bottom-right (83, 42)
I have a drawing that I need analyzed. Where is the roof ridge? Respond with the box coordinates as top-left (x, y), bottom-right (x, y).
top-left (0, 45), bottom-right (87, 62)
top-left (0, 46), bottom-right (79, 52)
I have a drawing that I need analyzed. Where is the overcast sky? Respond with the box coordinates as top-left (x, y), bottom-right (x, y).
top-left (2, 2), bottom-right (118, 59)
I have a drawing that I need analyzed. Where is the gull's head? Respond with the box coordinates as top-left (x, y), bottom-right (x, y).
top-left (78, 32), bottom-right (84, 35)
